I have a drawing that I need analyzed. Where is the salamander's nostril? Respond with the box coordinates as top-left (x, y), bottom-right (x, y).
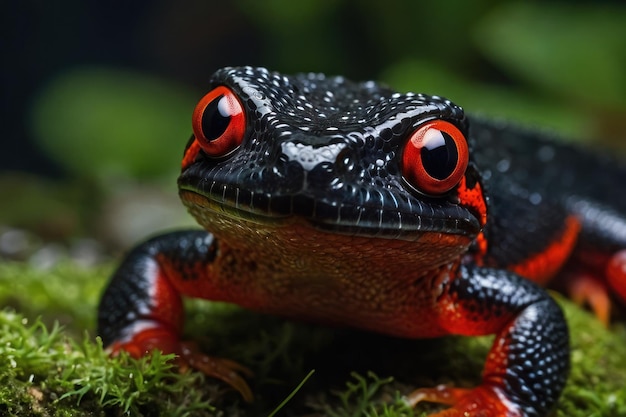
top-left (335, 147), bottom-right (357, 175)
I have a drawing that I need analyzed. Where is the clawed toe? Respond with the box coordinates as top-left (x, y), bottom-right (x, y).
top-left (179, 341), bottom-right (254, 402)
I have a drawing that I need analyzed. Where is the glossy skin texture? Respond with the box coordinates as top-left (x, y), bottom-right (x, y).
top-left (98, 67), bottom-right (626, 417)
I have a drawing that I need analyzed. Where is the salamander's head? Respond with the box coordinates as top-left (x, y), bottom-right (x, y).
top-left (179, 66), bottom-right (486, 245)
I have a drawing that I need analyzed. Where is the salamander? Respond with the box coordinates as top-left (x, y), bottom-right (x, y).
top-left (98, 66), bottom-right (626, 416)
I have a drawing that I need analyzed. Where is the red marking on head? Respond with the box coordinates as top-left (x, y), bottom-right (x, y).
top-left (456, 175), bottom-right (487, 228)
top-left (181, 138), bottom-right (202, 170)
top-left (456, 174), bottom-right (488, 261)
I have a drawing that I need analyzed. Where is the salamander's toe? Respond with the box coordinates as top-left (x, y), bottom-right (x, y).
top-left (179, 341), bottom-right (254, 402)
top-left (106, 327), bottom-right (254, 402)
top-left (568, 273), bottom-right (611, 325)
top-left (406, 384), bottom-right (520, 417)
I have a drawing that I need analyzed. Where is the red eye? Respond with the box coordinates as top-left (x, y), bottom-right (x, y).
top-left (401, 120), bottom-right (469, 195)
top-left (191, 86), bottom-right (245, 158)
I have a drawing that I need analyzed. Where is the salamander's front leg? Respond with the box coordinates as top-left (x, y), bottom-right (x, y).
top-left (97, 230), bottom-right (253, 401)
top-left (408, 265), bottom-right (570, 417)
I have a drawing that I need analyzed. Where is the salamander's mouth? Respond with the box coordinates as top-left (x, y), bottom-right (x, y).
top-left (178, 181), bottom-right (481, 241)
top-left (179, 187), bottom-right (290, 224)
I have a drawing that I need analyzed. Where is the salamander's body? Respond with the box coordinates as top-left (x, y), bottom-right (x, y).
top-left (98, 67), bottom-right (626, 417)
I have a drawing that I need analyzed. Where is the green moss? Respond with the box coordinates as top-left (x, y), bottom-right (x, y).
top-left (0, 309), bottom-right (216, 416)
top-left (557, 296), bottom-right (626, 416)
top-left (0, 260), bottom-right (624, 416)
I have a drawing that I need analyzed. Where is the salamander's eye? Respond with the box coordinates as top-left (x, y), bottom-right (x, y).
top-left (191, 86), bottom-right (245, 158)
top-left (401, 120), bottom-right (469, 195)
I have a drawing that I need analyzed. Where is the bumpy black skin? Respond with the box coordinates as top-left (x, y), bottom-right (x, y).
top-left (98, 67), bottom-right (626, 416)
top-left (470, 121), bottom-right (626, 266)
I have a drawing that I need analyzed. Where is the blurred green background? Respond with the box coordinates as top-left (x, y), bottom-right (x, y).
top-left (2, 0), bottom-right (626, 260)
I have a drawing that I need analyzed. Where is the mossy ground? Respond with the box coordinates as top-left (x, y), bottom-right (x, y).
top-left (0, 260), bottom-right (624, 416)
